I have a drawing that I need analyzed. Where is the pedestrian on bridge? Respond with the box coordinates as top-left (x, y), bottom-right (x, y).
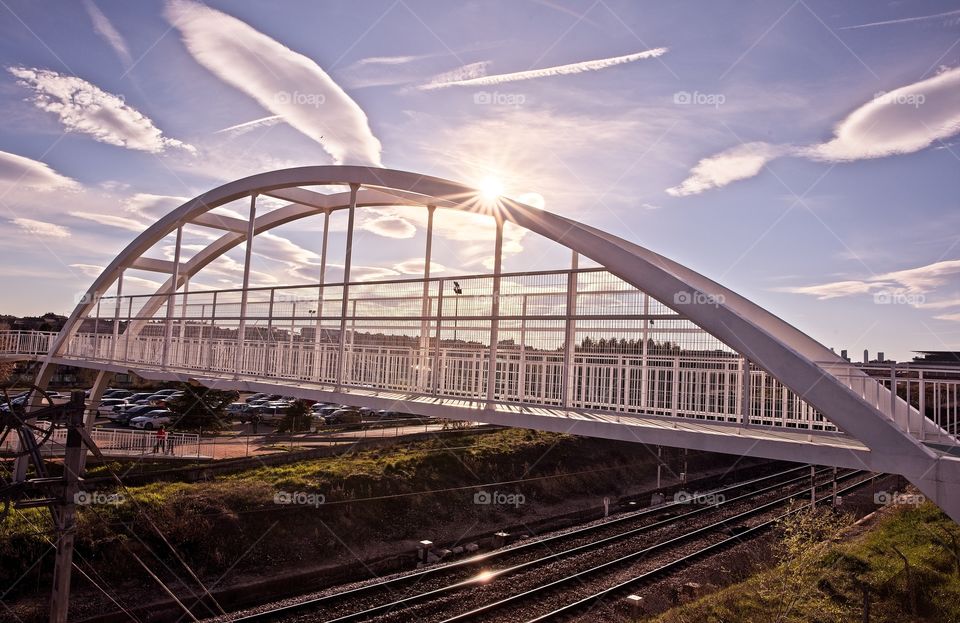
top-left (154, 426), bottom-right (167, 454)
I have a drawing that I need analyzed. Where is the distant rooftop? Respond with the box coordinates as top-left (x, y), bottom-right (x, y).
top-left (912, 351), bottom-right (960, 365)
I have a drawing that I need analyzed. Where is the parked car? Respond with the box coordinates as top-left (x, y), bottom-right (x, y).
top-left (102, 389), bottom-right (133, 399)
top-left (109, 404), bottom-right (156, 425)
top-left (96, 398), bottom-right (130, 416)
top-left (244, 392), bottom-right (268, 403)
top-left (129, 410), bottom-right (173, 430)
top-left (249, 405), bottom-right (288, 424)
top-left (376, 410), bottom-right (403, 419)
top-left (227, 402), bottom-right (254, 421)
top-left (263, 400), bottom-right (291, 408)
top-left (151, 389), bottom-right (179, 396)
top-left (324, 408), bottom-right (361, 425)
top-left (357, 407), bottom-right (377, 419)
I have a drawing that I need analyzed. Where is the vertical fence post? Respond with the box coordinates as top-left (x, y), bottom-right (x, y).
top-left (433, 279), bottom-right (445, 394)
top-left (487, 217), bottom-right (504, 403)
top-left (111, 272), bottom-right (124, 361)
top-left (418, 205), bottom-right (436, 391)
top-left (236, 194), bottom-right (258, 377)
top-left (562, 251), bottom-right (578, 409)
top-left (337, 184), bottom-right (359, 390)
top-left (739, 357), bottom-right (752, 428)
top-left (162, 226), bottom-right (183, 369)
top-left (313, 209), bottom-right (330, 382)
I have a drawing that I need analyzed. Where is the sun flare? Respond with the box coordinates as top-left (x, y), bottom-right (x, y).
top-left (478, 176), bottom-right (505, 201)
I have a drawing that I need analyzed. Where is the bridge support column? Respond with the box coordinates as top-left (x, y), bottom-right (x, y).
top-left (562, 251), bottom-right (578, 408)
top-left (235, 194), bottom-right (257, 377)
top-left (486, 217), bottom-right (503, 403)
top-left (418, 205), bottom-right (436, 391)
top-left (312, 209), bottom-right (330, 382)
top-left (640, 293), bottom-right (649, 409)
top-left (110, 272), bottom-right (123, 361)
top-left (179, 275), bottom-right (190, 363)
top-left (337, 184), bottom-right (359, 390)
top-left (162, 225), bottom-right (183, 369)
top-left (739, 356), bottom-right (752, 427)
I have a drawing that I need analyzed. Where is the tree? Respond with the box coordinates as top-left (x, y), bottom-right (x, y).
top-left (0, 362), bottom-right (14, 385)
top-left (277, 399), bottom-right (312, 433)
top-left (166, 384), bottom-right (238, 431)
top-left (760, 504), bottom-right (852, 622)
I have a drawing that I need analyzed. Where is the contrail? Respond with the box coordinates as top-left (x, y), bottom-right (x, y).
top-left (839, 8), bottom-right (960, 30)
top-left (418, 47), bottom-right (668, 90)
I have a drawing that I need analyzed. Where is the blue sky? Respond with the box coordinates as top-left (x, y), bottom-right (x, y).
top-left (1, 0), bottom-right (960, 361)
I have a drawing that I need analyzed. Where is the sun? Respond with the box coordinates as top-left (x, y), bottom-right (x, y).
top-left (478, 176), bottom-right (505, 201)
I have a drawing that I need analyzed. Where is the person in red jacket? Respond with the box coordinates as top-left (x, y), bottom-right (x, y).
top-left (154, 426), bottom-right (168, 454)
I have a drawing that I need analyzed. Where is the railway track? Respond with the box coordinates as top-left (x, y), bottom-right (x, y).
top-left (223, 464), bottom-right (850, 622)
top-left (446, 472), bottom-right (879, 623)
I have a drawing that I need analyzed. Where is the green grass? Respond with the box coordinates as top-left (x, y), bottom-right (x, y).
top-left (2, 429), bottom-right (656, 600)
top-left (651, 502), bottom-right (960, 623)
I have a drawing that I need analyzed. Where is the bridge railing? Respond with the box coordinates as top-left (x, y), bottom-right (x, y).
top-left (50, 330), bottom-right (836, 432)
top-left (0, 424), bottom-right (201, 458)
top-left (0, 330), bottom-right (56, 357)
top-left (2, 261), bottom-right (955, 444)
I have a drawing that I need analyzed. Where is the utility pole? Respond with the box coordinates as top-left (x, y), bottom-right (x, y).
top-left (49, 392), bottom-right (87, 623)
top-left (811, 465), bottom-right (817, 506)
top-left (656, 445), bottom-right (662, 489)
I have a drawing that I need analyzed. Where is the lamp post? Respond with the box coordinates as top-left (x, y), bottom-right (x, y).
top-left (452, 281), bottom-right (462, 346)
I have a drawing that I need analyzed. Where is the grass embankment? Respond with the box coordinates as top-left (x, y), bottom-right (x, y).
top-left (652, 501), bottom-right (960, 623)
top-left (2, 429), bottom-right (687, 604)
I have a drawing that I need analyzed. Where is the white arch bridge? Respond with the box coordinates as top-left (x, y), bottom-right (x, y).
top-left (3, 166), bottom-right (959, 521)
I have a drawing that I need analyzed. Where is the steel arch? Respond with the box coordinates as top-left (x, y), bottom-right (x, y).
top-left (30, 165), bottom-right (960, 520)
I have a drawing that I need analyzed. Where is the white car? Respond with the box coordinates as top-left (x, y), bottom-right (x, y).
top-left (96, 398), bottom-right (130, 415)
top-left (129, 410), bottom-right (173, 430)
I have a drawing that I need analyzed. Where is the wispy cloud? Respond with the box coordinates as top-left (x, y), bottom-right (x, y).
top-left (807, 67), bottom-right (960, 161)
top-left (418, 61), bottom-right (491, 90)
top-left (358, 54), bottom-right (434, 66)
top-left (69, 211), bottom-right (146, 232)
top-left (82, 0), bottom-right (133, 67)
top-left (669, 66), bottom-right (960, 195)
top-left (71, 263), bottom-right (163, 290)
top-left (393, 259), bottom-right (446, 275)
top-left (214, 115), bottom-right (282, 136)
top-left (10, 217), bottom-right (70, 239)
top-left (9, 67), bottom-right (196, 154)
top-left (0, 149), bottom-right (79, 192)
top-left (839, 8), bottom-right (960, 30)
top-left (666, 142), bottom-right (790, 197)
top-left (165, 0), bottom-right (382, 166)
top-left (359, 214), bottom-right (417, 239)
top-left (418, 47), bottom-right (668, 89)
top-left (776, 259), bottom-right (960, 301)
top-left (123, 193), bottom-right (188, 219)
